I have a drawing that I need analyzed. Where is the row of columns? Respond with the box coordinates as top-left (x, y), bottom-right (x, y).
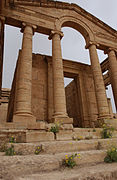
top-left (0, 19), bottom-right (117, 124)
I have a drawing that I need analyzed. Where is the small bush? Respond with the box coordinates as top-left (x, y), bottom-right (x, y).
top-left (34, 145), bottom-right (42, 155)
top-left (5, 144), bottom-right (16, 156)
top-left (63, 153), bottom-right (81, 168)
top-left (93, 129), bottom-right (96, 132)
top-left (104, 146), bottom-right (117, 163)
top-left (9, 136), bottom-right (16, 143)
top-left (50, 123), bottom-right (60, 134)
top-left (101, 123), bottom-right (114, 139)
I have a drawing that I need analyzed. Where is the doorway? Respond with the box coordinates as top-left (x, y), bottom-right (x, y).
top-left (64, 73), bottom-right (83, 127)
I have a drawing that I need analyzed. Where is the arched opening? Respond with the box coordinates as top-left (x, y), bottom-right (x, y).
top-left (61, 25), bottom-right (116, 127)
top-left (61, 27), bottom-right (90, 127)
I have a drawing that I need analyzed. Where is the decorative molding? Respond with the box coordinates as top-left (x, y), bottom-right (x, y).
top-left (94, 32), bottom-right (117, 41)
top-left (49, 30), bottom-right (64, 40)
top-left (21, 22), bottom-right (37, 34)
top-left (85, 41), bottom-right (99, 49)
top-left (104, 48), bottom-right (117, 55)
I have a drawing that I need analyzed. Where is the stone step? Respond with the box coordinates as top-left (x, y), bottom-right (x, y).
top-left (0, 149), bottom-right (107, 179)
top-left (17, 163), bottom-right (117, 180)
top-left (6, 138), bottom-right (117, 155)
top-left (0, 128), bottom-right (117, 143)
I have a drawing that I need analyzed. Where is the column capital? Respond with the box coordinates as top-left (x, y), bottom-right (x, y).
top-left (0, 16), bottom-right (5, 22)
top-left (49, 30), bottom-right (64, 40)
top-left (104, 47), bottom-right (117, 55)
top-left (21, 22), bottom-right (37, 34)
top-left (85, 41), bottom-right (99, 49)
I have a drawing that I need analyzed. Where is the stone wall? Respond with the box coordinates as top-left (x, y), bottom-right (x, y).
top-left (32, 54), bottom-right (48, 121)
top-left (6, 53), bottom-right (114, 127)
top-left (65, 80), bottom-right (82, 127)
top-left (0, 88), bottom-right (10, 123)
top-left (65, 68), bottom-right (98, 128)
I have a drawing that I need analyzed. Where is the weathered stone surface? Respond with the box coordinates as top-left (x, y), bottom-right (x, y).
top-left (17, 163), bottom-right (117, 180)
top-left (5, 138), bottom-right (117, 155)
top-left (26, 131), bottom-right (54, 142)
top-left (56, 131), bottom-right (74, 141)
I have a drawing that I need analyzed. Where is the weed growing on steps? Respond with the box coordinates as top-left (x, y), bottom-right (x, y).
top-left (34, 145), bottom-right (42, 155)
top-left (63, 153), bottom-right (81, 168)
top-left (92, 129), bottom-right (96, 132)
top-left (5, 144), bottom-right (16, 156)
top-left (101, 123), bottom-right (114, 139)
top-left (104, 146), bottom-right (117, 163)
top-left (72, 136), bottom-right (83, 141)
top-left (50, 122), bottom-right (62, 139)
top-left (9, 136), bottom-right (16, 143)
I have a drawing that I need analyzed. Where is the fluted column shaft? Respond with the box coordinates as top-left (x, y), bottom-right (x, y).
top-left (89, 44), bottom-right (110, 119)
top-left (15, 23), bottom-right (35, 116)
top-left (108, 49), bottom-right (117, 111)
top-left (50, 30), bottom-right (68, 118)
top-left (0, 16), bottom-right (5, 104)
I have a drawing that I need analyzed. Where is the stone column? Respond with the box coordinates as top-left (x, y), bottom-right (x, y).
top-left (0, 16), bottom-right (5, 104)
top-left (107, 48), bottom-right (117, 112)
top-left (13, 23), bottom-right (36, 123)
top-left (49, 30), bottom-right (73, 124)
top-left (89, 43), bottom-right (110, 119)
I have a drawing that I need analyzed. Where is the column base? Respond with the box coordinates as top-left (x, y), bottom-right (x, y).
top-left (52, 116), bottom-right (73, 124)
top-left (104, 118), bottom-right (117, 130)
top-left (13, 113), bottom-right (36, 125)
top-left (97, 115), bottom-right (112, 127)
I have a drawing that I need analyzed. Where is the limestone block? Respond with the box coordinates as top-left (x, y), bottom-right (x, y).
top-left (26, 131), bottom-right (54, 142)
top-left (53, 117), bottom-right (73, 124)
top-left (56, 130), bottom-right (73, 140)
top-left (27, 121), bottom-right (46, 130)
top-left (104, 119), bottom-right (117, 130)
top-left (0, 104), bottom-right (8, 123)
top-left (61, 124), bottom-right (73, 130)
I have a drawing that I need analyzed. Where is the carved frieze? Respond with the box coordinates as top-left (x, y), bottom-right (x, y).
top-left (94, 32), bottom-right (117, 41)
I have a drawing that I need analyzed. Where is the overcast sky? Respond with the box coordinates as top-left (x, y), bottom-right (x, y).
top-left (2, 0), bottom-right (117, 112)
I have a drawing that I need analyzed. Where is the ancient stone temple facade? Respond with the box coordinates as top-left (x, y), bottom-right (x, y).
top-left (0, 0), bottom-right (117, 130)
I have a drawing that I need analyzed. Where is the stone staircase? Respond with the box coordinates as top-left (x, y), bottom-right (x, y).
top-left (0, 129), bottom-right (117, 180)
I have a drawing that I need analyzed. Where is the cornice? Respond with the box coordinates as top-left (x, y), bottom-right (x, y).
top-left (9, 0), bottom-right (117, 37)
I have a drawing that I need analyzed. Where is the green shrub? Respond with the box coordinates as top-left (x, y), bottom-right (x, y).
top-left (34, 145), bottom-right (42, 155)
top-left (101, 123), bottom-right (114, 139)
top-left (104, 146), bottom-right (117, 163)
top-left (5, 144), bottom-right (16, 156)
top-left (50, 123), bottom-right (60, 134)
top-left (63, 153), bottom-right (81, 168)
top-left (9, 136), bottom-right (16, 143)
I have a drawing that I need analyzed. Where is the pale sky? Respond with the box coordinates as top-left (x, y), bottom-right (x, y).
top-left (2, 0), bottom-right (117, 112)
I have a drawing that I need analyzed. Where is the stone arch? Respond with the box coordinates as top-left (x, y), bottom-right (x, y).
top-left (56, 16), bottom-right (94, 46)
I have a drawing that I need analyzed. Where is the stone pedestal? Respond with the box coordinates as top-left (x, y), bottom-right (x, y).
top-left (108, 49), bottom-right (117, 112)
top-left (49, 30), bottom-right (73, 125)
top-left (13, 23), bottom-right (36, 124)
top-left (89, 43), bottom-right (110, 120)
